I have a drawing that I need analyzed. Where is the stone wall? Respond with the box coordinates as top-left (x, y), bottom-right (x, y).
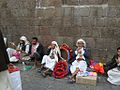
top-left (0, 0), bottom-right (120, 62)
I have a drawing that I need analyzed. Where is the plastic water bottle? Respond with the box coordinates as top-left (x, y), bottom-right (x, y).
top-left (22, 62), bottom-right (26, 71)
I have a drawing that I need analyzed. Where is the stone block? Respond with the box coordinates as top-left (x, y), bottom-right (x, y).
top-left (64, 0), bottom-right (78, 5)
top-left (29, 26), bottom-right (40, 36)
top-left (95, 17), bottom-right (107, 27)
top-left (81, 27), bottom-right (93, 37)
top-left (39, 35), bottom-right (56, 47)
top-left (7, 0), bottom-right (35, 17)
top-left (116, 40), bottom-right (120, 48)
top-left (36, 9), bottom-right (44, 17)
top-left (59, 27), bottom-right (80, 37)
top-left (73, 17), bottom-right (82, 26)
top-left (0, 26), bottom-right (11, 36)
top-left (103, 38), bottom-right (116, 50)
top-left (54, 7), bottom-right (63, 17)
top-left (97, 7), bottom-right (108, 17)
top-left (49, 27), bottom-right (59, 36)
top-left (95, 0), bottom-right (108, 4)
top-left (41, 0), bottom-right (62, 7)
top-left (90, 7), bottom-right (98, 17)
top-left (84, 37), bottom-right (95, 48)
top-left (90, 6), bottom-right (108, 17)
top-left (63, 17), bottom-right (73, 27)
top-left (95, 38), bottom-right (104, 48)
top-left (43, 8), bottom-right (55, 18)
top-left (63, 7), bottom-right (73, 17)
top-left (62, 36), bottom-right (74, 48)
top-left (36, 8), bottom-right (55, 19)
top-left (38, 26), bottom-right (50, 35)
top-left (89, 17), bottom-right (96, 26)
top-left (40, 18), bottom-right (53, 26)
top-left (0, 0), bottom-right (7, 8)
top-left (101, 28), bottom-right (114, 38)
top-left (76, 0), bottom-right (108, 5)
top-left (108, 7), bottom-right (118, 18)
top-left (108, 0), bottom-right (120, 5)
top-left (57, 36), bottom-right (74, 49)
top-left (116, 7), bottom-right (120, 18)
top-left (92, 27), bottom-right (102, 38)
top-left (81, 17), bottom-right (91, 27)
top-left (62, 0), bottom-right (104, 5)
top-left (74, 7), bottom-right (90, 17)
top-left (107, 18), bottom-right (117, 27)
top-left (52, 17), bottom-right (62, 27)
top-left (79, 0), bottom-right (90, 5)
top-left (28, 18), bottom-right (36, 26)
top-left (113, 28), bottom-right (120, 38)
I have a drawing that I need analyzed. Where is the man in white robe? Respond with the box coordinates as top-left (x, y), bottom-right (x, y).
top-left (107, 47), bottom-right (120, 85)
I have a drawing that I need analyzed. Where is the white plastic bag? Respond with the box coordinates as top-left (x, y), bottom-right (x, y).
top-left (10, 71), bottom-right (22, 90)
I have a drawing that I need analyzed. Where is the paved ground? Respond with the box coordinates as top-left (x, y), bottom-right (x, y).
top-left (16, 63), bottom-right (120, 90)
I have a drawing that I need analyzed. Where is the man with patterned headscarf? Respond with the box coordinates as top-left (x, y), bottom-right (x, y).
top-left (39, 41), bottom-right (63, 77)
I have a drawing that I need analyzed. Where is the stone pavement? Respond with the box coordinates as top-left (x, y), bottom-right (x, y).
top-left (16, 63), bottom-right (120, 90)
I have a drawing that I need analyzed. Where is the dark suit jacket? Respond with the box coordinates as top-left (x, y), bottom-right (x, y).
top-left (29, 43), bottom-right (44, 60)
top-left (0, 30), bottom-right (10, 72)
top-left (105, 54), bottom-right (118, 72)
top-left (71, 48), bottom-right (90, 66)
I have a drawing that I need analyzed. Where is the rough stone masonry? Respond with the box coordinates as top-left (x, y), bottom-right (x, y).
top-left (0, 0), bottom-right (120, 62)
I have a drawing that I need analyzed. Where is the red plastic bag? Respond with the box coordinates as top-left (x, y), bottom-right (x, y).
top-left (52, 61), bottom-right (68, 79)
top-left (8, 63), bottom-right (19, 73)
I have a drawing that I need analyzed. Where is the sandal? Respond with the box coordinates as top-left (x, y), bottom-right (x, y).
top-left (42, 72), bottom-right (47, 78)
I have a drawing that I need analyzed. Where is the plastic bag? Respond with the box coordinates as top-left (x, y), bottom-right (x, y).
top-left (8, 64), bottom-right (22, 90)
top-left (10, 71), bottom-right (22, 90)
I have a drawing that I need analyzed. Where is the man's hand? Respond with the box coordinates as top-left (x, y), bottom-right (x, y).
top-left (48, 45), bottom-right (52, 49)
top-left (77, 48), bottom-right (82, 54)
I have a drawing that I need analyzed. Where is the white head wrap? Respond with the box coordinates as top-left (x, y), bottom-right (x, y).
top-left (76, 39), bottom-right (86, 48)
top-left (20, 36), bottom-right (29, 45)
top-left (51, 41), bottom-right (61, 57)
top-left (20, 36), bottom-right (27, 41)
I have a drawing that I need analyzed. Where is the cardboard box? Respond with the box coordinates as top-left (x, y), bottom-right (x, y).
top-left (76, 75), bottom-right (97, 86)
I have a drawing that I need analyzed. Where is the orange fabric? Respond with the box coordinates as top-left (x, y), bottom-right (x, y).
top-left (93, 63), bottom-right (104, 74)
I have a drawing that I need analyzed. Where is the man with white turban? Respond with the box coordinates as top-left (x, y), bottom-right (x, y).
top-left (39, 41), bottom-right (63, 77)
top-left (7, 36), bottom-right (30, 62)
top-left (72, 39), bottom-right (90, 66)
